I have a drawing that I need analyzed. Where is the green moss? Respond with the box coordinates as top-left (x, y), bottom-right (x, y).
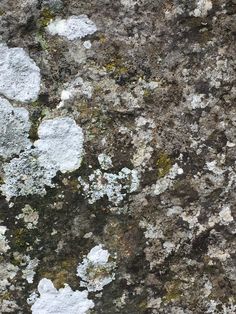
top-left (105, 58), bottom-right (128, 77)
top-left (38, 257), bottom-right (78, 289)
top-left (11, 228), bottom-right (29, 251)
top-left (164, 281), bottom-right (182, 302)
top-left (138, 300), bottom-right (148, 309)
top-left (38, 8), bottom-right (55, 28)
top-left (156, 153), bottom-right (172, 178)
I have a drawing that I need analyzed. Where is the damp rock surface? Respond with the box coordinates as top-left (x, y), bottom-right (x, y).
top-left (0, 0), bottom-right (235, 313)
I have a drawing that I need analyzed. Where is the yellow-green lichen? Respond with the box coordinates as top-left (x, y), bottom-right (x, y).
top-left (38, 8), bottom-right (55, 28)
top-left (164, 281), bottom-right (182, 302)
top-left (105, 58), bottom-right (128, 77)
top-left (156, 153), bottom-right (172, 178)
top-left (39, 258), bottom-right (77, 289)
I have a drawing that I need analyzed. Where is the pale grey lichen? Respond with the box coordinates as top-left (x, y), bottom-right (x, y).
top-left (0, 44), bottom-right (41, 102)
top-left (1, 117), bottom-right (84, 200)
top-left (78, 167), bottom-right (139, 206)
top-left (77, 244), bottom-right (116, 292)
top-left (47, 15), bottom-right (97, 40)
top-left (22, 257), bottom-right (39, 284)
top-left (34, 117), bottom-right (84, 173)
top-left (153, 163), bottom-right (183, 196)
top-left (98, 153), bottom-right (113, 170)
top-left (0, 261), bottom-right (18, 293)
top-left (132, 117), bottom-right (155, 168)
top-left (31, 278), bottom-right (94, 314)
top-left (0, 96), bottom-right (31, 159)
top-left (191, 0), bottom-right (212, 17)
top-left (16, 205), bottom-right (39, 229)
top-left (1, 149), bottom-right (56, 200)
top-left (0, 226), bottom-right (10, 254)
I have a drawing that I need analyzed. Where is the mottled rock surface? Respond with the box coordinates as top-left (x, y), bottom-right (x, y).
top-left (0, 0), bottom-right (235, 313)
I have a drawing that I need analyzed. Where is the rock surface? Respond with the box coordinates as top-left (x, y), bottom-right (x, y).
top-left (0, 0), bottom-right (235, 313)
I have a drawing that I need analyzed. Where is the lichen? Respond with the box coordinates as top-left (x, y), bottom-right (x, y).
top-left (31, 278), bottom-right (94, 314)
top-left (46, 15), bottom-right (97, 40)
top-left (1, 117), bottom-right (84, 200)
top-left (77, 244), bottom-right (116, 292)
top-left (0, 97), bottom-right (31, 159)
top-left (38, 7), bottom-right (55, 28)
top-left (0, 44), bottom-right (41, 103)
top-left (156, 153), bottom-right (172, 178)
top-left (78, 167), bottom-right (139, 206)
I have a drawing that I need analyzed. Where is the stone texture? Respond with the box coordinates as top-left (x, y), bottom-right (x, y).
top-left (0, 0), bottom-right (235, 313)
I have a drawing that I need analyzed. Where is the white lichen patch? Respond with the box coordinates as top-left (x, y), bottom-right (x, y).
top-left (132, 117), bottom-right (155, 168)
top-left (35, 117), bottom-right (84, 173)
top-left (47, 15), bottom-right (97, 40)
top-left (186, 93), bottom-right (209, 110)
top-left (0, 44), bottom-right (41, 102)
top-left (139, 220), bottom-right (164, 240)
top-left (0, 97), bottom-right (31, 159)
top-left (207, 246), bottom-right (230, 262)
top-left (22, 257), bottom-right (39, 284)
top-left (1, 149), bottom-right (57, 200)
top-left (0, 226), bottom-right (10, 254)
top-left (219, 206), bottom-right (234, 225)
top-left (1, 299), bottom-right (19, 313)
top-left (191, 0), bottom-right (212, 17)
top-left (16, 205), bottom-right (39, 229)
top-left (98, 153), bottom-right (113, 170)
top-left (153, 163), bottom-right (183, 195)
top-left (163, 241), bottom-right (175, 253)
top-left (78, 167), bottom-right (139, 206)
top-left (1, 117), bottom-right (84, 200)
top-left (77, 244), bottom-right (116, 292)
top-left (31, 278), bottom-right (94, 314)
top-left (0, 261), bottom-right (19, 293)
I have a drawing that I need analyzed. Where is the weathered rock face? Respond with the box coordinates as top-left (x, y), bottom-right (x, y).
top-left (0, 0), bottom-right (235, 313)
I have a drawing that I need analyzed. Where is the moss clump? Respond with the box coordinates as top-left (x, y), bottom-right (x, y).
top-left (105, 58), bottom-right (128, 77)
top-left (156, 153), bottom-right (172, 178)
top-left (164, 281), bottom-right (182, 302)
top-left (99, 34), bottom-right (107, 43)
top-left (11, 228), bottom-right (30, 251)
top-left (38, 8), bottom-right (55, 28)
top-left (39, 258), bottom-right (77, 289)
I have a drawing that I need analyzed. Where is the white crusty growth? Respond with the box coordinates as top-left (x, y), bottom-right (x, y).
top-left (0, 44), bottom-right (41, 102)
top-left (0, 226), bottom-right (10, 254)
top-left (35, 117), bottom-right (84, 173)
top-left (78, 167), bottom-right (139, 206)
top-left (192, 0), bottom-right (212, 17)
top-left (1, 117), bottom-right (84, 200)
top-left (0, 97), bottom-right (31, 159)
top-left (31, 278), bottom-right (94, 314)
top-left (77, 244), bottom-right (116, 292)
top-left (47, 15), bottom-right (97, 40)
